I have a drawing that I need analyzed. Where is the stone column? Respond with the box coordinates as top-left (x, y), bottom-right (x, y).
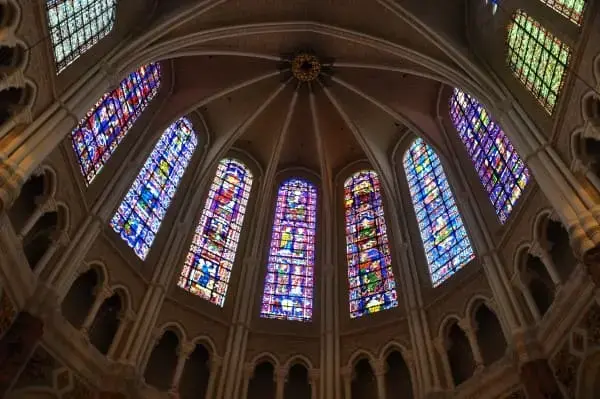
top-left (205, 356), bottom-right (222, 399)
top-left (33, 231), bottom-right (69, 276)
top-left (169, 342), bottom-right (195, 395)
top-left (512, 275), bottom-right (542, 322)
top-left (0, 311), bottom-right (44, 396)
top-left (340, 366), bottom-right (352, 399)
top-left (372, 360), bottom-right (387, 399)
top-left (309, 368), bottom-right (320, 399)
top-left (528, 241), bottom-right (561, 286)
top-left (458, 320), bottom-right (484, 372)
top-left (433, 338), bottom-right (453, 390)
top-left (240, 364), bottom-right (254, 399)
top-left (571, 158), bottom-right (600, 197)
top-left (16, 197), bottom-right (55, 240)
top-left (275, 366), bottom-right (287, 399)
top-left (80, 285), bottom-right (114, 336)
top-left (107, 310), bottom-right (135, 360)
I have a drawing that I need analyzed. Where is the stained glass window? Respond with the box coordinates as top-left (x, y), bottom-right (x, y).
top-left (403, 139), bottom-right (475, 287)
top-left (450, 88), bottom-right (530, 223)
top-left (539, 0), bottom-right (587, 25)
top-left (71, 63), bottom-right (161, 185)
top-left (507, 10), bottom-right (571, 114)
top-left (46, 0), bottom-right (117, 73)
top-left (110, 118), bottom-right (197, 260)
top-left (344, 171), bottom-right (398, 318)
top-left (178, 159), bottom-right (253, 307)
top-left (485, 0), bottom-right (500, 14)
top-left (260, 179), bottom-right (317, 322)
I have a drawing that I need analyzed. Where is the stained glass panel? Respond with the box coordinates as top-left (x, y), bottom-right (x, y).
top-left (539, 0), bottom-right (587, 25)
top-left (344, 170), bottom-right (398, 318)
top-left (507, 10), bottom-right (571, 114)
top-left (178, 158), bottom-right (253, 307)
top-left (450, 88), bottom-right (530, 223)
top-left (71, 63), bottom-right (161, 185)
top-left (403, 139), bottom-right (475, 287)
top-left (46, 0), bottom-right (117, 73)
top-left (110, 117), bottom-right (197, 260)
top-left (260, 179), bottom-right (317, 322)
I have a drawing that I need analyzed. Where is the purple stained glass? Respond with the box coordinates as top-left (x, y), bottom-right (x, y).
top-left (110, 117), bottom-right (197, 260)
top-left (344, 170), bottom-right (398, 318)
top-left (450, 88), bottom-right (530, 223)
top-left (260, 178), bottom-right (317, 322)
top-left (178, 158), bottom-right (253, 307)
top-left (403, 139), bottom-right (475, 287)
top-left (71, 63), bottom-right (161, 185)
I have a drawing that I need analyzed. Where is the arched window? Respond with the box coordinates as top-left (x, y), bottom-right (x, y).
top-left (344, 170), bottom-right (398, 318)
top-left (46, 0), bottom-right (117, 73)
top-left (178, 158), bottom-right (253, 307)
top-left (260, 178), bottom-right (317, 321)
top-left (72, 63), bottom-right (161, 185)
top-left (507, 10), bottom-right (571, 114)
top-left (539, 0), bottom-right (587, 25)
top-left (403, 138), bottom-right (475, 287)
top-left (449, 88), bottom-right (530, 223)
top-left (110, 117), bottom-right (197, 260)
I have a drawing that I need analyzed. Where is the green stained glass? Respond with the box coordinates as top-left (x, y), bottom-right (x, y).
top-left (507, 10), bottom-right (571, 114)
top-left (539, 0), bottom-right (587, 25)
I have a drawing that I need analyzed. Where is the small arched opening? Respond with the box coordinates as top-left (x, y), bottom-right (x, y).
top-left (546, 219), bottom-right (577, 280)
top-left (446, 322), bottom-right (475, 386)
top-left (384, 351), bottom-right (413, 399)
top-left (351, 358), bottom-right (377, 399)
top-left (284, 363), bottom-right (311, 399)
top-left (474, 305), bottom-right (507, 365)
top-left (22, 210), bottom-right (59, 270)
top-left (179, 343), bottom-right (210, 399)
top-left (247, 361), bottom-right (276, 399)
top-left (144, 330), bottom-right (180, 391)
top-left (7, 172), bottom-right (47, 234)
top-left (88, 292), bottom-right (122, 355)
top-left (61, 269), bottom-right (99, 329)
top-left (524, 254), bottom-right (555, 316)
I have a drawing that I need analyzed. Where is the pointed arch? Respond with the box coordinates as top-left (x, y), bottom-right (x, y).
top-left (71, 63), bottom-right (161, 185)
top-left (110, 117), bottom-right (198, 260)
top-left (344, 170), bottom-right (398, 318)
top-left (178, 158), bottom-right (253, 307)
top-left (539, 0), bottom-right (587, 25)
top-left (46, 0), bottom-right (117, 73)
top-left (403, 138), bottom-right (475, 287)
top-left (507, 10), bottom-right (572, 114)
top-left (260, 178), bottom-right (317, 322)
top-left (449, 88), bottom-right (530, 223)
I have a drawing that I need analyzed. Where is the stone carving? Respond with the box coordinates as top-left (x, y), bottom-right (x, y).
top-left (12, 346), bottom-right (58, 390)
top-left (580, 303), bottom-right (600, 346)
top-left (0, 290), bottom-right (16, 336)
top-left (62, 376), bottom-right (94, 399)
top-left (551, 344), bottom-right (581, 399)
top-left (502, 388), bottom-right (526, 399)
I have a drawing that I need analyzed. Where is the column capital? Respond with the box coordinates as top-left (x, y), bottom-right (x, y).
top-left (210, 355), bottom-right (223, 369)
top-left (371, 359), bottom-right (388, 376)
top-left (243, 363), bottom-right (254, 379)
top-left (433, 336), bottom-right (449, 353)
top-left (340, 365), bottom-right (353, 380)
top-left (308, 368), bottom-right (320, 383)
top-left (94, 285), bottom-right (114, 301)
top-left (528, 240), bottom-right (550, 261)
top-left (457, 318), bottom-right (476, 336)
top-left (274, 366), bottom-right (287, 382)
top-left (177, 341), bottom-right (196, 359)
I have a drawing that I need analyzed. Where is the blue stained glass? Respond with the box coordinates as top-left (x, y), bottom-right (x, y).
top-left (450, 88), bottom-right (530, 224)
top-left (46, 0), bottom-right (117, 73)
top-left (403, 139), bottom-right (475, 287)
top-left (260, 179), bottom-right (317, 322)
top-left (178, 158), bottom-right (253, 307)
top-left (71, 63), bottom-right (161, 185)
top-left (110, 117), bottom-right (197, 260)
top-left (344, 170), bottom-right (398, 318)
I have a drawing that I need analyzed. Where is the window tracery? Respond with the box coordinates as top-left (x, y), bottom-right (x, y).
top-left (178, 158), bottom-right (253, 306)
top-left (46, 0), bottom-right (117, 72)
top-left (449, 88), bottom-right (530, 223)
top-left (539, 0), bottom-right (586, 25)
top-left (507, 10), bottom-right (571, 114)
top-left (260, 178), bottom-right (317, 321)
top-left (344, 170), bottom-right (398, 318)
top-left (403, 138), bottom-right (475, 287)
top-left (110, 117), bottom-right (197, 260)
top-left (71, 63), bottom-right (161, 185)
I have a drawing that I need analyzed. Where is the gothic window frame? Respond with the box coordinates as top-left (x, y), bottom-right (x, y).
top-left (110, 117), bottom-right (198, 260)
top-left (46, 0), bottom-right (118, 73)
top-left (71, 63), bottom-right (161, 185)
top-left (403, 138), bottom-right (476, 287)
top-left (539, 0), bottom-right (587, 25)
top-left (260, 177), bottom-right (318, 322)
top-left (177, 158), bottom-right (254, 307)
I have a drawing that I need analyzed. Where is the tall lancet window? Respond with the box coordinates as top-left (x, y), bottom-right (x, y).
top-left (71, 63), bottom-right (161, 185)
top-left (344, 171), bottom-right (398, 319)
top-left (450, 88), bottom-right (530, 223)
top-left (403, 139), bottom-right (475, 287)
top-left (260, 179), bottom-right (317, 322)
top-left (110, 118), bottom-right (197, 260)
top-left (539, 0), bottom-right (587, 25)
top-left (178, 159), bottom-right (253, 307)
top-left (507, 10), bottom-right (571, 114)
top-left (46, 0), bottom-right (117, 72)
